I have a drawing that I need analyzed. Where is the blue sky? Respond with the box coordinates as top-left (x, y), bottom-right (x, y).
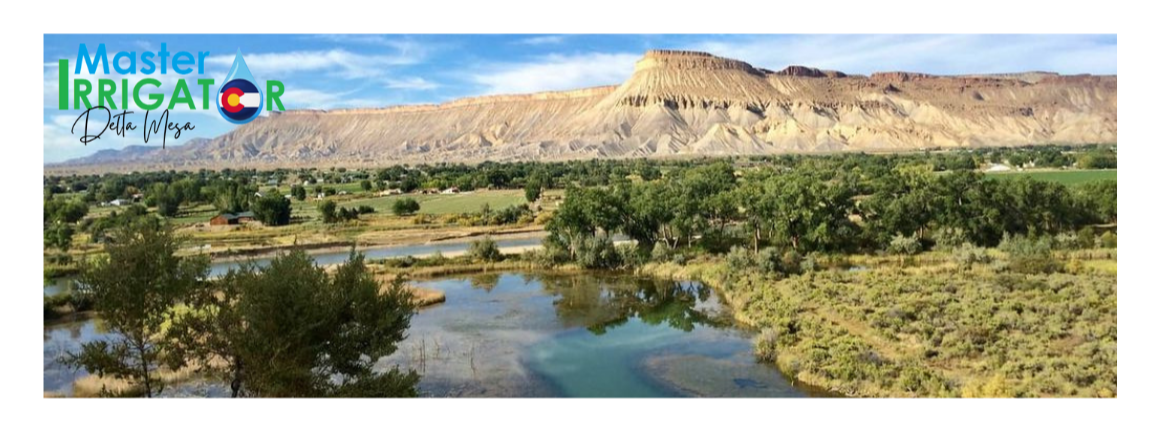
top-left (43, 34), bottom-right (1117, 163)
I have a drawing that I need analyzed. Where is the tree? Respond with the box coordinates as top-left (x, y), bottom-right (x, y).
top-left (391, 198), bottom-right (420, 216)
top-left (360, 179), bottom-right (373, 191)
top-left (167, 251), bottom-right (418, 397)
top-left (524, 179), bottom-right (542, 203)
top-left (44, 198), bottom-right (89, 224)
top-left (62, 222), bottom-right (208, 397)
top-left (291, 185), bottom-right (307, 201)
top-left (149, 182), bottom-right (182, 217)
top-left (319, 200), bottom-right (338, 223)
top-left (44, 222), bottom-right (74, 251)
top-left (252, 190), bottom-right (292, 226)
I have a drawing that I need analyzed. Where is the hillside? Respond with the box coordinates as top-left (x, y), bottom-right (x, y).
top-left (52, 50), bottom-right (1117, 171)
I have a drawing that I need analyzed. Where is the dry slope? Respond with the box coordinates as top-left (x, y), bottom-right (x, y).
top-left (55, 49), bottom-right (1116, 171)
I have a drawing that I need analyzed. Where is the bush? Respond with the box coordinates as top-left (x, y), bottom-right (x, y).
top-left (576, 235), bottom-right (619, 269)
top-left (889, 234), bottom-right (922, 256)
top-left (1054, 232), bottom-right (1081, 250)
top-left (391, 198), bottom-right (421, 216)
top-left (536, 236), bottom-right (571, 266)
top-left (725, 246), bottom-right (755, 273)
top-left (615, 243), bottom-right (646, 269)
top-left (999, 234), bottom-right (1062, 274)
top-left (933, 227), bottom-right (970, 251)
top-left (800, 253), bottom-right (820, 273)
top-left (468, 237), bottom-right (502, 262)
top-left (951, 243), bottom-right (991, 270)
top-left (650, 242), bottom-right (672, 263)
top-left (1096, 231), bottom-right (1117, 249)
top-left (757, 247), bottom-right (784, 275)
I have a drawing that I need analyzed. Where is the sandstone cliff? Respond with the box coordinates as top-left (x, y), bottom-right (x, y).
top-left (54, 50), bottom-right (1117, 170)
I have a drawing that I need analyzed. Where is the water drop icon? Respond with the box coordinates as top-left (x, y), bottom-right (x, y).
top-left (218, 50), bottom-right (264, 124)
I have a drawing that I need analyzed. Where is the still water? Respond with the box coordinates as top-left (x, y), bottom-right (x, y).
top-left (44, 269), bottom-right (811, 397)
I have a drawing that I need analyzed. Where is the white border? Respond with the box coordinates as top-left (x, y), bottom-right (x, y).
top-left (3, 1), bottom-right (1157, 432)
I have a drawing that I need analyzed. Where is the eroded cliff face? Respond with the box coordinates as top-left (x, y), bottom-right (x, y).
top-left (57, 49), bottom-right (1116, 170)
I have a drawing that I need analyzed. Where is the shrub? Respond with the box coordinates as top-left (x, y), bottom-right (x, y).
top-left (951, 243), bottom-right (991, 270)
top-left (800, 253), bottom-right (820, 273)
top-left (575, 235), bottom-right (619, 269)
top-left (781, 250), bottom-right (804, 275)
top-left (933, 227), bottom-right (970, 251)
top-left (1076, 226), bottom-right (1097, 249)
top-left (754, 328), bottom-right (780, 361)
top-left (615, 243), bottom-right (646, 269)
top-left (537, 236), bottom-right (571, 266)
top-left (1054, 232), bottom-right (1081, 250)
top-left (757, 247), bottom-right (784, 275)
top-left (650, 242), bottom-right (672, 263)
top-left (725, 246), bottom-right (755, 273)
top-left (391, 198), bottom-right (421, 216)
top-left (889, 234), bottom-right (922, 256)
top-left (468, 237), bottom-right (502, 262)
top-left (1096, 231), bottom-right (1117, 249)
top-left (999, 234), bottom-right (1062, 274)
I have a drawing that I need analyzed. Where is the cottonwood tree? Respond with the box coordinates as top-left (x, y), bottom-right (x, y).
top-left (166, 250), bottom-right (419, 397)
top-left (62, 221), bottom-right (208, 397)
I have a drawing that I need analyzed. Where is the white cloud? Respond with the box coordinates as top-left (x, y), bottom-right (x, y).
top-left (205, 49), bottom-right (421, 80)
top-left (470, 52), bottom-right (640, 95)
top-left (684, 34), bottom-right (1116, 75)
top-left (278, 88), bottom-right (383, 109)
top-left (384, 77), bottom-right (439, 91)
top-left (517, 35), bottom-right (567, 45)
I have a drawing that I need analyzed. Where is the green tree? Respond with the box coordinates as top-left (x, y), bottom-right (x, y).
top-left (391, 198), bottom-right (421, 216)
top-left (149, 182), bottom-right (182, 217)
top-left (61, 222), bottom-right (209, 397)
top-left (524, 179), bottom-right (542, 203)
top-left (167, 251), bottom-right (418, 397)
top-left (360, 179), bottom-right (373, 191)
top-left (44, 222), bottom-right (74, 251)
top-left (291, 185), bottom-right (307, 201)
top-left (253, 190), bottom-right (292, 226)
top-left (319, 200), bottom-right (338, 223)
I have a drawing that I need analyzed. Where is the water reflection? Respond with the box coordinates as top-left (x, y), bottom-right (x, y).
top-left (45, 271), bottom-right (811, 398)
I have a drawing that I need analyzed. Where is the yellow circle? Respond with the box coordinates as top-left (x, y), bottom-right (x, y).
top-left (228, 93), bottom-right (240, 107)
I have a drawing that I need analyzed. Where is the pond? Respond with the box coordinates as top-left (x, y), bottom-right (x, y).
top-left (43, 271), bottom-right (817, 397)
top-left (379, 272), bottom-right (815, 397)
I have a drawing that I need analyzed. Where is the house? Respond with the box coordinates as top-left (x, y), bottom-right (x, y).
top-left (210, 211), bottom-right (257, 226)
top-left (421, 188), bottom-right (441, 195)
top-left (377, 188), bottom-right (403, 197)
top-left (441, 187), bottom-right (460, 195)
top-left (984, 163), bottom-right (1013, 173)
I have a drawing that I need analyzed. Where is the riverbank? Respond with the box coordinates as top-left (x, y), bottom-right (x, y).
top-left (636, 251), bottom-right (1118, 397)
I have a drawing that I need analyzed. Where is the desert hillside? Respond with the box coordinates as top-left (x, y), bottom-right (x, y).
top-left (54, 50), bottom-right (1117, 171)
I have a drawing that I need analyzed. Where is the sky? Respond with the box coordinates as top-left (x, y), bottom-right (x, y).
top-left (43, 34), bottom-right (1117, 163)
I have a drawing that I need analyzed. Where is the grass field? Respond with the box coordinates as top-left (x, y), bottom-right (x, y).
top-left (985, 169), bottom-right (1116, 185)
top-left (344, 190), bottom-right (528, 215)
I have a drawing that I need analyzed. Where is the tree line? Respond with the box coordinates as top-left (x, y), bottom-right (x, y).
top-left (544, 158), bottom-right (1116, 264)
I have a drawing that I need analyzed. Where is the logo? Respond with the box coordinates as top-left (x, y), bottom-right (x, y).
top-left (58, 43), bottom-right (287, 146)
top-left (218, 51), bottom-right (264, 124)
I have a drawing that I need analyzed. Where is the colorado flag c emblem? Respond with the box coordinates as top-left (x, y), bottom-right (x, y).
top-left (218, 79), bottom-right (263, 124)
